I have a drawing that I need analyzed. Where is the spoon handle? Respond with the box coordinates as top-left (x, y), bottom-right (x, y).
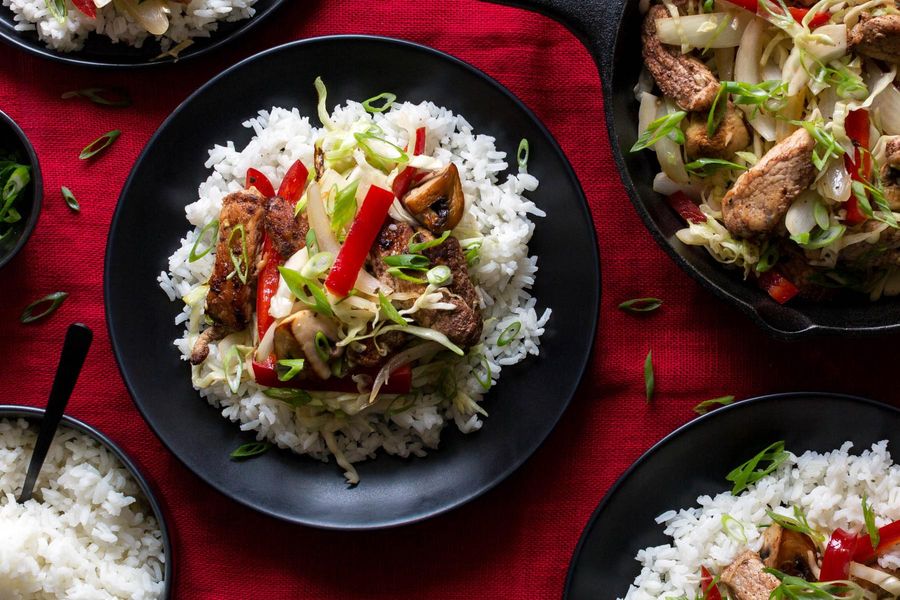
top-left (19, 323), bottom-right (93, 503)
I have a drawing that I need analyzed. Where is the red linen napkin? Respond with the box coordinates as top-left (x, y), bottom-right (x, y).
top-left (0, 1), bottom-right (897, 598)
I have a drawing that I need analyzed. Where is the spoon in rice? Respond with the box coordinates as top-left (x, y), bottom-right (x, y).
top-left (18, 323), bottom-right (93, 503)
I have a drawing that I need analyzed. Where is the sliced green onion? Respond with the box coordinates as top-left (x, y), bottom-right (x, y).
top-left (766, 506), bottom-right (825, 544)
top-left (61, 87), bottom-right (132, 108)
top-left (852, 177), bottom-right (899, 229)
top-left (464, 239), bottom-right (482, 266)
top-left (790, 224), bottom-right (845, 250)
top-left (330, 179), bottom-right (359, 237)
top-left (354, 132), bottom-right (409, 173)
top-left (263, 387), bottom-right (313, 408)
top-left (20, 292), bottom-right (68, 324)
top-left (708, 80), bottom-right (788, 137)
top-left (862, 494), bottom-right (880, 550)
top-left (497, 321), bottom-right (521, 346)
top-left (361, 92), bottom-right (396, 114)
top-left (300, 251), bottom-right (334, 279)
top-left (791, 120), bottom-right (844, 171)
top-left (378, 291), bottom-right (407, 327)
top-left (473, 353), bottom-right (492, 391)
top-left (702, 0), bottom-right (714, 11)
top-left (631, 111), bottom-right (687, 152)
top-left (386, 267), bottom-right (427, 284)
top-left (1, 166), bottom-right (30, 222)
top-left (618, 297), bottom-right (662, 313)
top-left (226, 224), bottom-right (250, 284)
top-left (814, 200), bottom-right (830, 231)
top-left (60, 186), bottom-right (80, 213)
top-left (79, 130), bottom-right (121, 160)
top-left (278, 267), bottom-right (334, 317)
top-left (721, 514), bottom-right (748, 543)
top-left (694, 395), bottom-right (735, 415)
top-left (426, 265), bottom-right (452, 286)
top-left (276, 358), bottom-right (305, 382)
top-left (306, 229), bottom-right (319, 255)
top-left (383, 254), bottom-right (430, 269)
top-left (726, 441), bottom-right (789, 495)
top-left (230, 442), bottom-right (271, 461)
top-left (765, 568), bottom-right (864, 600)
top-left (44, 0), bottom-right (66, 23)
top-left (408, 230), bottom-right (450, 253)
top-left (644, 350), bottom-right (654, 403)
top-left (314, 331), bottom-right (331, 362)
top-left (517, 138), bottom-right (530, 171)
top-left (314, 76), bottom-right (334, 130)
top-left (684, 158), bottom-right (747, 178)
top-left (223, 346), bottom-right (244, 393)
top-left (756, 242), bottom-right (779, 273)
top-left (189, 219), bottom-right (218, 262)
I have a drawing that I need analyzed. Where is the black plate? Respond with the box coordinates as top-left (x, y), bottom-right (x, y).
top-left (0, 404), bottom-right (173, 598)
top-left (0, 0), bottom-right (285, 68)
top-left (0, 109), bottom-right (41, 269)
top-left (563, 393), bottom-right (900, 599)
top-left (486, 0), bottom-right (900, 338)
top-left (104, 35), bottom-right (599, 529)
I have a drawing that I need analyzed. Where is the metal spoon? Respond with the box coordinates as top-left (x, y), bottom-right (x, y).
top-left (18, 323), bottom-right (93, 503)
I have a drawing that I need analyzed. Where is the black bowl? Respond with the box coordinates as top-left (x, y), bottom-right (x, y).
top-left (0, 110), bottom-right (41, 270)
top-left (486, 0), bottom-right (900, 338)
top-left (0, 404), bottom-right (172, 598)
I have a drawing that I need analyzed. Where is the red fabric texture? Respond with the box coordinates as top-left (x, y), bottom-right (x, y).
top-left (0, 1), bottom-right (897, 598)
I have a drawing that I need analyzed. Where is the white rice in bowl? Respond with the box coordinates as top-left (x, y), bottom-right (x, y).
top-left (621, 441), bottom-right (900, 600)
top-left (0, 417), bottom-right (166, 599)
top-left (158, 97), bottom-right (550, 483)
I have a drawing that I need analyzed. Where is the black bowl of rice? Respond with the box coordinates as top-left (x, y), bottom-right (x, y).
top-left (0, 405), bottom-right (171, 599)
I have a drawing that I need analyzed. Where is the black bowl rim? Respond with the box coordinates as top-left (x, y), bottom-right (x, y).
top-left (0, 404), bottom-right (173, 598)
top-left (0, 0), bottom-right (287, 69)
top-left (562, 391), bottom-right (899, 598)
top-left (0, 109), bottom-right (42, 271)
top-left (103, 33), bottom-right (600, 529)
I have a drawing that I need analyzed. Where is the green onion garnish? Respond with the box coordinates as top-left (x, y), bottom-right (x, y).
top-left (361, 92), bottom-right (397, 114)
top-left (814, 200), bottom-right (830, 231)
top-left (79, 130), bottom-right (121, 160)
top-left (306, 229), bottom-right (319, 255)
top-left (851, 178), bottom-right (899, 229)
top-left (702, 0), bottom-right (714, 11)
top-left (44, 0), bottom-right (66, 23)
top-left (263, 387), bottom-right (313, 408)
top-left (631, 111), bottom-right (687, 152)
top-left (618, 297), bottom-right (662, 313)
top-left (764, 568), bottom-right (864, 600)
top-left (517, 138), bottom-right (530, 171)
top-left (644, 350), bottom-right (654, 403)
top-left (314, 331), bottom-right (331, 362)
top-left (426, 265), bottom-right (452, 286)
top-left (386, 267), bottom-right (427, 284)
top-left (766, 506), bottom-right (825, 544)
top-left (464, 239), bottom-right (482, 266)
top-left (20, 292), bottom-right (68, 324)
top-left (378, 292), bottom-right (407, 327)
top-left (61, 87), bottom-right (132, 108)
top-left (473, 352), bottom-right (492, 391)
top-left (0, 165), bottom-right (30, 224)
top-left (756, 242), bottom-right (779, 273)
top-left (790, 224), bottom-right (845, 250)
top-left (314, 76), bottom-right (334, 130)
top-left (330, 179), bottom-right (359, 237)
top-left (791, 120), bottom-right (844, 171)
top-left (230, 442), bottom-right (271, 461)
top-left (60, 186), bottom-right (79, 213)
top-left (726, 441), bottom-right (789, 495)
top-left (278, 267), bottom-right (334, 317)
top-left (383, 254), bottom-right (430, 269)
top-left (189, 219), bottom-right (218, 262)
top-left (408, 230), bottom-right (450, 253)
top-left (354, 132), bottom-right (409, 173)
top-left (300, 251), bottom-right (334, 279)
top-left (721, 514), bottom-right (748, 543)
top-left (226, 224), bottom-right (250, 284)
top-left (862, 494), bottom-right (880, 550)
top-left (707, 81), bottom-right (788, 137)
top-left (497, 321), bottom-right (521, 346)
top-left (693, 395), bottom-right (735, 415)
top-left (684, 158), bottom-right (748, 178)
top-left (276, 359), bottom-right (305, 382)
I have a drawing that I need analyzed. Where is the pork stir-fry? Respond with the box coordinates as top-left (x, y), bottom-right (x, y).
top-left (635, 0), bottom-right (900, 303)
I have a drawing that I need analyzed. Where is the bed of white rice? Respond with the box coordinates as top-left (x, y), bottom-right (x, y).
top-left (158, 99), bottom-right (550, 481)
top-left (622, 441), bottom-right (900, 600)
top-left (0, 418), bottom-right (165, 599)
top-left (1, 0), bottom-right (257, 53)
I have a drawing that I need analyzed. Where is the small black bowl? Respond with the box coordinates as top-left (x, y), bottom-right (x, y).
top-left (0, 405), bottom-right (172, 599)
top-left (0, 110), bottom-right (41, 270)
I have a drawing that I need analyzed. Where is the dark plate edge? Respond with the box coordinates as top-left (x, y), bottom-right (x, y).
top-left (0, 109), bottom-right (42, 270)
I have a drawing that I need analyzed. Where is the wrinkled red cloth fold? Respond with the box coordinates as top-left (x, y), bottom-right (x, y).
top-left (0, 1), bottom-right (896, 598)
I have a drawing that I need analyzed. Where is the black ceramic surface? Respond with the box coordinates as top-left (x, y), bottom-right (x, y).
top-left (0, 0), bottom-right (285, 68)
top-left (0, 404), bottom-right (173, 598)
top-left (486, 0), bottom-right (900, 337)
top-left (105, 36), bottom-right (600, 529)
top-left (563, 393), bottom-right (900, 600)
top-left (0, 109), bottom-right (41, 270)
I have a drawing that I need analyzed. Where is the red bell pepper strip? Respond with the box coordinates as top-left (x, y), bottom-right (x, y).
top-left (391, 127), bottom-right (427, 199)
top-left (820, 528), bottom-right (858, 581)
top-left (251, 360), bottom-right (413, 394)
top-left (246, 168), bottom-right (275, 198)
top-left (325, 184), bottom-right (396, 297)
top-left (71, 0), bottom-right (97, 18)
top-left (277, 160), bottom-right (309, 202)
top-left (843, 109), bottom-right (872, 225)
top-left (758, 269), bottom-right (800, 304)
top-left (853, 520), bottom-right (900, 564)
top-left (256, 236), bottom-right (281, 340)
top-left (700, 566), bottom-right (723, 600)
top-left (668, 192), bottom-right (708, 225)
top-left (724, 0), bottom-right (830, 29)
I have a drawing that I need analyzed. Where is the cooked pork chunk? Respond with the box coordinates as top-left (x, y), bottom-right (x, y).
top-left (883, 138), bottom-right (900, 211)
top-left (685, 103), bottom-right (750, 160)
top-left (264, 195), bottom-right (309, 258)
top-left (722, 127), bottom-right (816, 237)
top-left (720, 551), bottom-right (781, 600)
top-left (642, 5), bottom-right (720, 112)
top-left (849, 14), bottom-right (900, 64)
top-left (350, 331), bottom-right (410, 368)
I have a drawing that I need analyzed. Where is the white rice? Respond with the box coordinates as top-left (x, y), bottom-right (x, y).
top-left (622, 441), bottom-right (900, 600)
top-left (0, 418), bottom-right (165, 599)
top-left (158, 99), bottom-right (550, 481)
top-left (1, 0), bottom-right (257, 53)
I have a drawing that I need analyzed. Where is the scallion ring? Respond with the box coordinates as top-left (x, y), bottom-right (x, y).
top-left (20, 292), bottom-right (68, 324)
top-left (361, 92), bottom-right (397, 114)
top-left (353, 132), bottom-right (408, 173)
top-left (386, 267), bottom-right (426, 284)
top-left (300, 251), bottom-right (334, 279)
top-left (306, 229), bottom-right (319, 255)
top-left (276, 359), bottom-right (305, 382)
top-left (408, 230), bottom-right (450, 253)
top-left (473, 353), bottom-right (492, 391)
top-left (618, 297), bottom-right (662, 313)
top-left (644, 350), bottom-right (654, 403)
top-left (61, 87), bottom-right (132, 108)
top-left (44, 0), bottom-right (66, 23)
top-left (693, 395), bottom-right (735, 415)
top-left (314, 331), bottom-right (331, 362)
top-left (226, 224), bottom-right (250, 284)
top-left (378, 292), bottom-right (407, 327)
top-left (79, 130), bottom-right (121, 160)
top-left (517, 138), bottom-right (530, 171)
top-left (230, 442), bottom-right (271, 461)
top-left (61, 186), bottom-right (80, 213)
top-left (189, 219), bottom-right (219, 262)
top-left (497, 321), bottom-right (521, 346)
top-left (426, 265), bottom-right (452, 286)
top-left (382, 253), bottom-right (430, 270)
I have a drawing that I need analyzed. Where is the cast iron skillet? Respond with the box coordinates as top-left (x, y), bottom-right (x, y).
top-left (485, 0), bottom-right (900, 338)
top-left (104, 35), bottom-right (599, 529)
top-left (0, 0), bottom-right (286, 68)
top-left (563, 392), bottom-right (900, 599)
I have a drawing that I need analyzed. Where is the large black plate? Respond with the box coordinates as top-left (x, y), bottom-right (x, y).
top-left (105, 36), bottom-right (599, 529)
top-left (0, 0), bottom-right (285, 68)
top-left (564, 393), bottom-right (900, 599)
top-left (487, 0), bottom-right (900, 338)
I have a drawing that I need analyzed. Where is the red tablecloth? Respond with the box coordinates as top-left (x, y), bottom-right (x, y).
top-left (1, 1), bottom-right (898, 598)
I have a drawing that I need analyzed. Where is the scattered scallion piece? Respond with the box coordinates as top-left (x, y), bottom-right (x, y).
top-left (862, 494), bottom-right (880, 550)
top-left (644, 350), bottom-right (654, 403)
top-left (230, 442), bottom-right (271, 461)
top-left (765, 568), bottom-right (864, 600)
top-left (189, 219), bottom-right (218, 262)
top-left (263, 387), bottom-right (313, 408)
top-left (463, 239), bottom-right (482, 266)
top-left (61, 87), bottom-right (132, 108)
top-left (721, 514), bottom-right (748, 543)
top-left (354, 132), bottom-right (408, 173)
top-left (756, 242), bottom-right (779, 273)
top-left (766, 506), bottom-right (825, 544)
top-left (408, 230), bottom-right (450, 253)
top-left (60, 186), bottom-right (79, 213)
top-left (383, 253), bottom-right (430, 269)
top-left (426, 265), bottom-right (452, 286)
top-left (278, 267), bottom-right (334, 317)
top-left (300, 251), bottom-right (334, 279)
top-left (20, 292), bottom-right (68, 324)
top-left (726, 441), bottom-right (789, 495)
top-left (226, 224), bottom-right (250, 284)
top-left (517, 138), bottom-right (529, 171)
top-left (44, 0), bottom-right (66, 23)
top-left (631, 111), bottom-right (687, 152)
top-left (790, 120), bottom-right (844, 171)
top-left (306, 229), bottom-right (319, 255)
top-left (314, 331), bottom-right (331, 362)
top-left (330, 180), bottom-right (359, 237)
top-left (693, 395), bottom-right (735, 415)
top-left (386, 267), bottom-right (427, 284)
top-left (707, 80), bottom-right (787, 137)
top-left (79, 130), bottom-right (121, 160)
top-left (276, 359), bottom-right (305, 382)
top-left (378, 292), bottom-right (407, 327)
top-left (473, 352), bottom-right (492, 391)
top-left (361, 92), bottom-right (396, 114)
top-left (684, 158), bottom-right (747, 178)
top-left (618, 297), bottom-right (662, 313)
top-left (790, 224), bottom-right (845, 250)
top-left (497, 321), bottom-right (521, 346)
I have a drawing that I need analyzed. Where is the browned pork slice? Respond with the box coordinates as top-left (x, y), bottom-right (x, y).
top-left (883, 137), bottom-right (900, 210)
top-left (264, 195), bottom-right (309, 258)
top-left (685, 103), bottom-right (750, 160)
top-left (720, 551), bottom-right (781, 600)
top-left (849, 14), bottom-right (900, 64)
top-left (722, 127), bottom-right (816, 238)
top-left (642, 4), bottom-right (720, 112)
